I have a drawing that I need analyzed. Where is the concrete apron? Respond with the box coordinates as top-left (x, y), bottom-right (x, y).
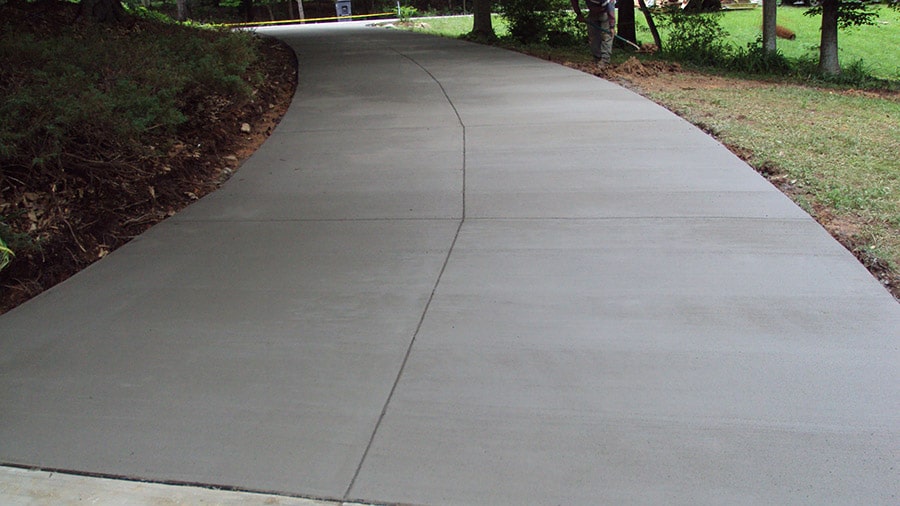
top-left (2, 22), bottom-right (898, 506)
top-left (0, 465), bottom-right (349, 506)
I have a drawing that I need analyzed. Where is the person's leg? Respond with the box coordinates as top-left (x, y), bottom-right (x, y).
top-left (587, 19), bottom-right (604, 62)
top-left (598, 17), bottom-right (613, 64)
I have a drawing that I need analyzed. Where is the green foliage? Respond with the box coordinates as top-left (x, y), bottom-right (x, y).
top-left (642, 7), bottom-right (900, 81)
top-left (0, 217), bottom-right (37, 273)
top-left (793, 55), bottom-right (895, 88)
top-left (0, 17), bottom-right (259, 171)
top-left (725, 36), bottom-right (792, 74)
top-left (405, 13), bottom-right (510, 39)
top-left (647, 7), bottom-right (896, 86)
top-left (126, 4), bottom-right (177, 24)
top-left (545, 7), bottom-right (587, 47)
top-left (498, 0), bottom-right (576, 45)
top-left (804, 0), bottom-right (879, 29)
top-left (0, 236), bottom-right (12, 272)
top-left (658, 8), bottom-right (734, 66)
top-left (398, 5), bottom-right (419, 22)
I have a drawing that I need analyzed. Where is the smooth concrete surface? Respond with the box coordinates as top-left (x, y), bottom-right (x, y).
top-left (2, 22), bottom-right (899, 505)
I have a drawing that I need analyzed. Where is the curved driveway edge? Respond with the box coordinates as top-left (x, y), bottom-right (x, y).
top-left (2, 23), bottom-right (899, 505)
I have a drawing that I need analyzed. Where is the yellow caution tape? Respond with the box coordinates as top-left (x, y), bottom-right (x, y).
top-left (221, 12), bottom-right (395, 28)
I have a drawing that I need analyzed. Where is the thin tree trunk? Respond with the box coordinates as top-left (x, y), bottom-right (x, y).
top-left (618, 0), bottom-right (637, 47)
top-left (637, 0), bottom-right (662, 51)
top-left (819, 0), bottom-right (840, 75)
top-left (297, 0), bottom-right (305, 19)
top-left (762, 0), bottom-right (777, 53)
top-left (176, 0), bottom-right (187, 21)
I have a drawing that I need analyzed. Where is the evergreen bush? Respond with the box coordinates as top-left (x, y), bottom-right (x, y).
top-left (658, 8), bottom-right (733, 66)
top-left (498, 0), bottom-right (579, 45)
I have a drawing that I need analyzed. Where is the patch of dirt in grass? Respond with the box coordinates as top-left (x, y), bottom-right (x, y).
top-left (813, 205), bottom-right (898, 296)
top-left (0, 2), bottom-right (298, 314)
top-left (564, 57), bottom-right (685, 82)
top-left (389, 21), bottom-right (433, 30)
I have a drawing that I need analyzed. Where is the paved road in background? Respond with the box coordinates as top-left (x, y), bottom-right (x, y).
top-left (2, 22), bottom-right (898, 505)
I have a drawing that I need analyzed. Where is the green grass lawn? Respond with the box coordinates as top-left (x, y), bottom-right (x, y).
top-left (639, 6), bottom-right (900, 80)
top-left (412, 7), bottom-right (900, 80)
top-left (409, 13), bottom-right (509, 37)
top-left (647, 83), bottom-right (900, 271)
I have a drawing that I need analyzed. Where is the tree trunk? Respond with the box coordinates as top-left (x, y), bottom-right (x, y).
top-left (637, 0), bottom-right (662, 51)
top-left (762, 0), bottom-right (777, 54)
top-left (176, 0), bottom-right (187, 22)
top-left (471, 0), bottom-right (495, 40)
top-left (617, 0), bottom-right (637, 47)
top-left (818, 0), bottom-right (840, 75)
top-left (76, 0), bottom-right (127, 23)
top-left (241, 0), bottom-right (254, 22)
top-left (297, 0), bottom-right (305, 20)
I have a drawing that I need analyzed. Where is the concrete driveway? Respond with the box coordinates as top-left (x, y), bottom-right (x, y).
top-left (2, 22), bottom-right (898, 505)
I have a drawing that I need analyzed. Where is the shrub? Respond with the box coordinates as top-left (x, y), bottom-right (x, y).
top-left (658, 8), bottom-right (734, 66)
top-left (0, 18), bottom-right (258, 173)
top-left (398, 5), bottom-right (419, 22)
top-left (726, 36), bottom-right (792, 74)
top-left (498, 0), bottom-right (577, 45)
top-left (126, 4), bottom-right (177, 24)
top-left (546, 8), bottom-right (587, 47)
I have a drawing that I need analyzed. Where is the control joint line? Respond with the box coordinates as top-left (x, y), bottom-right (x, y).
top-left (344, 49), bottom-right (467, 500)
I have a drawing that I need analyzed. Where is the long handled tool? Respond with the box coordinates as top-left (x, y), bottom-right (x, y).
top-left (586, 19), bottom-right (642, 51)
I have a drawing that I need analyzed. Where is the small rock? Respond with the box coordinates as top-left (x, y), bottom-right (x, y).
top-left (240, 123), bottom-right (252, 134)
top-left (224, 155), bottom-right (238, 162)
